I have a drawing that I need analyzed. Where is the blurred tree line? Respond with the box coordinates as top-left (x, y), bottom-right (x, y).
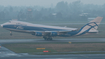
top-left (0, 1), bottom-right (105, 21)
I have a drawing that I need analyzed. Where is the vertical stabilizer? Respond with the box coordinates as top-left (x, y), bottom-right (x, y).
top-left (76, 17), bottom-right (103, 35)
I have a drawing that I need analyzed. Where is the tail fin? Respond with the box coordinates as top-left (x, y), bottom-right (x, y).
top-left (76, 17), bottom-right (103, 35)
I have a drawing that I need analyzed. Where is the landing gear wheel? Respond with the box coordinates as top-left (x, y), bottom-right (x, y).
top-left (10, 33), bottom-right (12, 36)
top-left (49, 38), bottom-right (52, 40)
top-left (43, 36), bottom-right (52, 41)
top-left (44, 38), bottom-right (48, 41)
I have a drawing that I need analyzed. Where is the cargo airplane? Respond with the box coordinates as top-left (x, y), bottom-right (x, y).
top-left (1, 17), bottom-right (103, 40)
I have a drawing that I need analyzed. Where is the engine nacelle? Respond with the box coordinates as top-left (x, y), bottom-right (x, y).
top-left (35, 32), bottom-right (43, 36)
top-left (50, 32), bottom-right (58, 36)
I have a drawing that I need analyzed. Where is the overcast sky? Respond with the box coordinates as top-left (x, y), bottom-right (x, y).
top-left (0, 0), bottom-right (105, 7)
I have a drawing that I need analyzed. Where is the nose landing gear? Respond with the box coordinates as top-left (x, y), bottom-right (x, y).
top-left (10, 31), bottom-right (12, 36)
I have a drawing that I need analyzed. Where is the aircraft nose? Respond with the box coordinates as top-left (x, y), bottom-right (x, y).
top-left (1, 24), bottom-right (3, 27)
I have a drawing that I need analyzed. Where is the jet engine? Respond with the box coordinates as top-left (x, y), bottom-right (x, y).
top-left (50, 32), bottom-right (58, 36)
top-left (35, 32), bottom-right (43, 36)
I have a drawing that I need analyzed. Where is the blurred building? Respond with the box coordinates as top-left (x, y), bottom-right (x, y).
top-left (26, 8), bottom-right (33, 20)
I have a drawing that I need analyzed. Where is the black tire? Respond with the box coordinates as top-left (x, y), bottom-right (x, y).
top-left (44, 38), bottom-right (47, 40)
top-left (49, 38), bottom-right (52, 40)
top-left (43, 36), bottom-right (52, 41)
top-left (47, 38), bottom-right (52, 41)
top-left (10, 33), bottom-right (12, 36)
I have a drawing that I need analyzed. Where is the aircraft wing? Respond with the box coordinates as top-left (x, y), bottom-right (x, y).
top-left (26, 28), bottom-right (78, 36)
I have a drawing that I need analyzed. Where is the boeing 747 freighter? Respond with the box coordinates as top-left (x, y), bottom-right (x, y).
top-left (1, 17), bottom-right (103, 40)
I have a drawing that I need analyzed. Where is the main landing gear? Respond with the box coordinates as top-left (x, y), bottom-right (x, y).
top-left (43, 36), bottom-right (52, 41)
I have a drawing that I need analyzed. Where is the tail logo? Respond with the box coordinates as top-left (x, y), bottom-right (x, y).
top-left (76, 22), bottom-right (98, 35)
